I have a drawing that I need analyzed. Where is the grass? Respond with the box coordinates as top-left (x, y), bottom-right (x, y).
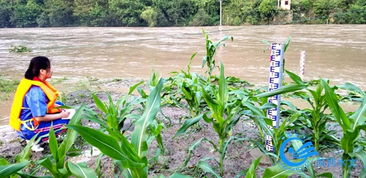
top-left (50, 77), bottom-right (68, 85)
top-left (0, 76), bottom-right (19, 101)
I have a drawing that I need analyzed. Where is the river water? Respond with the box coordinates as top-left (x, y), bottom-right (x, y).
top-left (0, 25), bottom-right (365, 124)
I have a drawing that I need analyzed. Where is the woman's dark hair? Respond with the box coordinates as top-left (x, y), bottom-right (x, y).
top-left (24, 56), bottom-right (51, 80)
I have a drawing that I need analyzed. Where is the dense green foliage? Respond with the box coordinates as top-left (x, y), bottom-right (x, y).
top-left (0, 0), bottom-right (365, 27)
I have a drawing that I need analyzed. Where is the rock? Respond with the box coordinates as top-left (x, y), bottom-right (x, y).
top-left (0, 125), bottom-right (18, 144)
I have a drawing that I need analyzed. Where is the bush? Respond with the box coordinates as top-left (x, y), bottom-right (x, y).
top-left (140, 6), bottom-right (158, 27)
top-left (0, 1), bottom-right (13, 27)
top-left (9, 45), bottom-right (31, 53)
top-left (10, 0), bottom-right (42, 27)
top-left (189, 8), bottom-right (215, 26)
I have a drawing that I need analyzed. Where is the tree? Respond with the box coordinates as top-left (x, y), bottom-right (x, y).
top-left (223, 0), bottom-right (246, 25)
top-left (10, 0), bottom-right (43, 27)
top-left (0, 1), bottom-right (14, 27)
top-left (43, 0), bottom-right (75, 27)
top-left (140, 6), bottom-right (158, 27)
top-left (189, 8), bottom-right (215, 26)
top-left (313, 0), bottom-right (337, 23)
top-left (153, 0), bottom-right (198, 26)
top-left (342, 2), bottom-right (366, 24)
top-left (108, 0), bottom-right (146, 26)
top-left (259, 0), bottom-right (277, 24)
top-left (292, 0), bottom-right (314, 23)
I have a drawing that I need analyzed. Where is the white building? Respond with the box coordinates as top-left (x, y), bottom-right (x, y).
top-left (279, 0), bottom-right (291, 10)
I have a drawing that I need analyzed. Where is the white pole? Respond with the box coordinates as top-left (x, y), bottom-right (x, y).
top-left (300, 51), bottom-right (306, 80)
top-left (266, 43), bottom-right (285, 152)
top-left (220, 0), bottom-right (223, 27)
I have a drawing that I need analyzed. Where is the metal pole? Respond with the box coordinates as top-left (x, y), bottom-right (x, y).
top-left (220, 0), bottom-right (222, 27)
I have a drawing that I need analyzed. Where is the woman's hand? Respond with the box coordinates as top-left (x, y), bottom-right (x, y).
top-left (60, 110), bottom-right (70, 118)
top-left (34, 110), bottom-right (71, 122)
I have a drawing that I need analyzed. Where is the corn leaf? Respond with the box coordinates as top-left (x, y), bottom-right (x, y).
top-left (131, 78), bottom-right (164, 157)
top-left (58, 105), bottom-right (85, 168)
top-left (321, 80), bottom-right (351, 130)
top-left (351, 150), bottom-right (366, 177)
top-left (39, 157), bottom-right (57, 175)
top-left (283, 37), bottom-right (291, 52)
top-left (339, 82), bottom-right (365, 96)
top-left (67, 162), bottom-right (98, 178)
top-left (213, 35), bottom-right (233, 48)
top-left (197, 160), bottom-right (220, 178)
top-left (68, 125), bottom-right (143, 168)
top-left (16, 134), bottom-right (37, 163)
top-left (128, 81), bottom-right (144, 95)
top-left (256, 84), bottom-right (307, 98)
top-left (175, 114), bottom-right (203, 137)
top-left (350, 97), bottom-right (366, 130)
top-left (263, 164), bottom-right (294, 178)
top-left (0, 159), bottom-right (8, 166)
top-left (49, 127), bottom-right (58, 162)
top-left (246, 156), bottom-right (263, 178)
top-left (16, 172), bottom-right (53, 178)
top-left (285, 70), bottom-right (303, 85)
top-left (317, 172), bottom-right (333, 178)
top-left (181, 138), bottom-right (217, 168)
top-left (92, 94), bottom-right (108, 113)
top-left (243, 102), bottom-right (265, 117)
top-left (0, 161), bottom-right (29, 177)
top-left (170, 173), bottom-right (193, 178)
top-left (218, 63), bottom-right (228, 104)
top-left (95, 154), bottom-right (102, 177)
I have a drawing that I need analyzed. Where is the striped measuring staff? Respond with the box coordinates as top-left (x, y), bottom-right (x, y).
top-left (265, 43), bottom-right (285, 152)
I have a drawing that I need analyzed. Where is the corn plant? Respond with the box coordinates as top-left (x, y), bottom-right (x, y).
top-left (225, 78), bottom-right (304, 161)
top-left (321, 79), bottom-right (366, 178)
top-left (241, 95), bottom-right (302, 160)
top-left (251, 71), bottom-right (316, 153)
top-left (165, 53), bottom-right (207, 117)
top-left (86, 81), bottom-right (144, 136)
top-left (38, 106), bottom-right (93, 178)
top-left (201, 32), bottom-right (233, 77)
top-left (86, 77), bottom-right (165, 152)
top-left (176, 63), bottom-right (244, 176)
top-left (282, 71), bottom-right (338, 151)
top-left (0, 135), bottom-right (37, 177)
top-left (69, 78), bottom-right (164, 177)
top-left (0, 161), bottom-right (29, 178)
top-left (339, 82), bottom-right (365, 103)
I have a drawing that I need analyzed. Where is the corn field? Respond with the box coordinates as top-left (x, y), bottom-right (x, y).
top-left (1, 34), bottom-right (365, 178)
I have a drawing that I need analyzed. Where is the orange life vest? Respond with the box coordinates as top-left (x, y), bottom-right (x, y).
top-left (9, 78), bottom-right (61, 131)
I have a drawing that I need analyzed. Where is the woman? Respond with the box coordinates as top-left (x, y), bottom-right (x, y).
top-left (9, 56), bottom-right (70, 151)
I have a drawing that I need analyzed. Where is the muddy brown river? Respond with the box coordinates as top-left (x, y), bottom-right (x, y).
top-left (1, 25), bottom-right (365, 125)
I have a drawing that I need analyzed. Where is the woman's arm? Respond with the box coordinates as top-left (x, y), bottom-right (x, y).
top-left (26, 87), bottom-right (70, 122)
top-left (34, 110), bottom-right (70, 122)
